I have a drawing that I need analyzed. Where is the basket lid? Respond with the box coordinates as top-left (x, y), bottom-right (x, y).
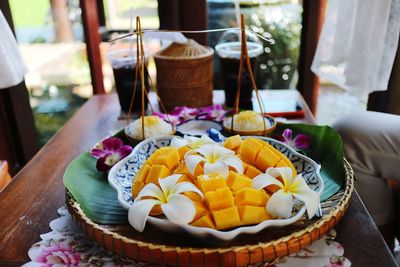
top-left (155, 39), bottom-right (213, 59)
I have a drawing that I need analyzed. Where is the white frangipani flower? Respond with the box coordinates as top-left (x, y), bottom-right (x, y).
top-left (128, 174), bottom-right (204, 232)
top-left (170, 134), bottom-right (216, 150)
top-left (252, 167), bottom-right (319, 219)
top-left (185, 144), bottom-right (243, 178)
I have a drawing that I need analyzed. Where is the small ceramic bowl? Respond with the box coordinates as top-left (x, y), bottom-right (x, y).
top-left (124, 121), bottom-right (176, 146)
top-left (222, 114), bottom-right (277, 136)
top-left (176, 119), bottom-right (222, 136)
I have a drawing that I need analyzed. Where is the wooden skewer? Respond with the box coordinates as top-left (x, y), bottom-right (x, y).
top-left (126, 16), bottom-right (174, 138)
top-left (231, 14), bottom-right (267, 135)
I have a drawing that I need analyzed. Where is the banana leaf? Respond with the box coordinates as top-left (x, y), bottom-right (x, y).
top-left (275, 124), bottom-right (345, 201)
top-left (64, 152), bottom-right (128, 224)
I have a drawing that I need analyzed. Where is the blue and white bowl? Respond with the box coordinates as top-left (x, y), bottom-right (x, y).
top-left (108, 136), bottom-right (323, 241)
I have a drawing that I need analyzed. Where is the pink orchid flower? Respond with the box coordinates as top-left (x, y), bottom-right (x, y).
top-left (276, 129), bottom-right (310, 151)
top-left (171, 106), bottom-right (199, 123)
top-left (198, 104), bottom-right (227, 122)
top-left (90, 137), bottom-right (132, 172)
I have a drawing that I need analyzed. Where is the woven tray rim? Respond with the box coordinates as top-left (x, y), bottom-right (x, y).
top-left (67, 158), bottom-right (354, 257)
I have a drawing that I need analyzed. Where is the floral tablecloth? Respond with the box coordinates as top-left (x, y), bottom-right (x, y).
top-left (23, 207), bottom-right (351, 267)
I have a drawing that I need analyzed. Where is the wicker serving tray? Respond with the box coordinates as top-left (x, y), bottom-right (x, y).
top-left (67, 159), bottom-right (354, 267)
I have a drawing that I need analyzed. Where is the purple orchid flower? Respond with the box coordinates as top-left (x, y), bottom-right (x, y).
top-left (171, 106), bottom-right (199, 123)
top-left (198, 104), bottom-right (227, 122)
top-left (153, 112), bottom-right (181, 125)
top-left (276, 129), bottom-right (310, 151)
top-left (90, 137), bottom-right (132, 172)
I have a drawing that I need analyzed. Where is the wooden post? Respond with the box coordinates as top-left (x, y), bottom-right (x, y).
top-left (80, 0), bottom-right (105, 94)
top-left (50, 0), bottom-right (74, 42)
top-left (297, 0), bottom-right (327, 115)
top-left (158, 0), bottom-right (208, 46)
top-left (0, 1), bottom-right (40, 175)
top-left (180, 0), bottom-right (208, 45)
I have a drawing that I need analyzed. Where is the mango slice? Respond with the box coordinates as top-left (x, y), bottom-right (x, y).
top-left (191, 213), bottom-right (215, 228)
top-left (255, 146), bottom-right (281, 172)
top-left (226, 171), bottom-right (252, 192)
top-left (155, 147), bottom-right (180, 169)
top-left (205, 187), bottom-right (234, 211)
top-left (235, 188), bottom-right (269, 207)
top-left (224, 135), bottom-right (243, 150)
top-left (192, 200), bottom-right (208, 220)
top-left (146, 165), bottom-right (171, 184)
top-left (212, 206), bottom-right (241, 230)
top-left (197, 175), bottom-right (227, 193)
top-left (276, 158), bottom-right (297, 177)
top-left (237, 205), bottom-right (271, 225)
top-left (239, 138), bottom-right (264, 165)
top-left (245, 165), bottom-right (262, 178)
top-left (178, 146), bottom-right (191, 160)
top-left (131, 181), bottom-right (145, 198)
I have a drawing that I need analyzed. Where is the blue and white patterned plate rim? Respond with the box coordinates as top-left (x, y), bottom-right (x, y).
top-left (108, 135), bottom-right (324, 241)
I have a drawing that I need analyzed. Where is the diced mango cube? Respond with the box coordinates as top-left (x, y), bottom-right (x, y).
top-left (197, 175), bottom-right (227, 193)
top-left (265, 142), bottom-right (286, 159)
top-left (243, 162), bottom-right (249, 172)
top-left (192, 201), bottom-right (208, 220)
top-left (183, 191), bottom-right (203, 202)
top-left (178, 175), bottom-right (192, 184)
top-left (245, 165), bottom-right (262, 179)
top-left (235, 188), bottom-right (269, 206)
top-left (178, 146), bottom-right (191, 160)
top-left (131, 181), bottom-right (144, 197)
top-left (205, 187), bottom-right (234, 211)
top-left (194, 164), bottom-right (204, 177)
top-left (260, 189), bottom-right (270, 205)
top-left (144, 149), bottom-right (162, 166)
top-left (150, 204), bottom-right (163, 216)
top-left (146, 165), bottom-right (171, 184)
top-left (253, 138), bottom-right (267, 148)
top-left (224, 135), bottom-right (243, 150)
top-left (237, 205), bottom-right (271, 225)
top-left (135, 164), bottom-right (151, 183)
top-left (191, 213), bottom-right (215, 228)
top-left (174, 163), bottom-right (190, 175)
top-left (226, 171), bottom-right (252, 192)
top-left (255, 146), bottom-right (281, 172)
top-left (155, 147), bottom-right (180, 169)
top-left (276, 158), bottom-right (297, 176)
top-left (212, 206), bottom-right (241, 230)
top-left (240, 138), bottom-right (264, 164)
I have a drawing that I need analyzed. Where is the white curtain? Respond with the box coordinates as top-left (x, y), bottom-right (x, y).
top-left (312, 0), bottom-right (400, 97)
top-left (0, 10), bottom-right (26, 89)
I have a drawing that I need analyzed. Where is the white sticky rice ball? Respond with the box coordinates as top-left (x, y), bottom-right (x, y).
top-left (233, 110), bottom-right (266, 131)
top-left (126, 116), bottom-right (173, 139)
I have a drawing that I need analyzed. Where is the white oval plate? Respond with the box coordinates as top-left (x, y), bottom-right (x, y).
top-left (109, 135), bottom-right (323, 242)
top-left (177, 119), bottom-right (222, 136)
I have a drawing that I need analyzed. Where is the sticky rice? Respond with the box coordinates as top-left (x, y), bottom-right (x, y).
top-left (233, 110), bottom-right (266, 131)
top-left (126, 116), bottom-right (173, 139)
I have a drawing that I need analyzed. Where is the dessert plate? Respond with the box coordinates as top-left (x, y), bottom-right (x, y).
top-left (108, 136), bottom-right (323, 241)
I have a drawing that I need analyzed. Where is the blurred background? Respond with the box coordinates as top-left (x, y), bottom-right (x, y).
top-left (8, 0), bottom-right (364, 146)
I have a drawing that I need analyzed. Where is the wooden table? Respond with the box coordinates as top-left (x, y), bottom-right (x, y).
top-left (0, 93), bottom-right (397, 266)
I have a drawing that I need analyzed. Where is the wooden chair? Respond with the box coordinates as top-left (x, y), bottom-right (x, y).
top-left (0, 161), bottom-right (11, 191)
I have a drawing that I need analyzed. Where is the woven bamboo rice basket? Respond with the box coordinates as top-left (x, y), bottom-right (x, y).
top-left (154, 39), bottom-right (214, 111)
top-left (67, 159), bottom-right (354, 267)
